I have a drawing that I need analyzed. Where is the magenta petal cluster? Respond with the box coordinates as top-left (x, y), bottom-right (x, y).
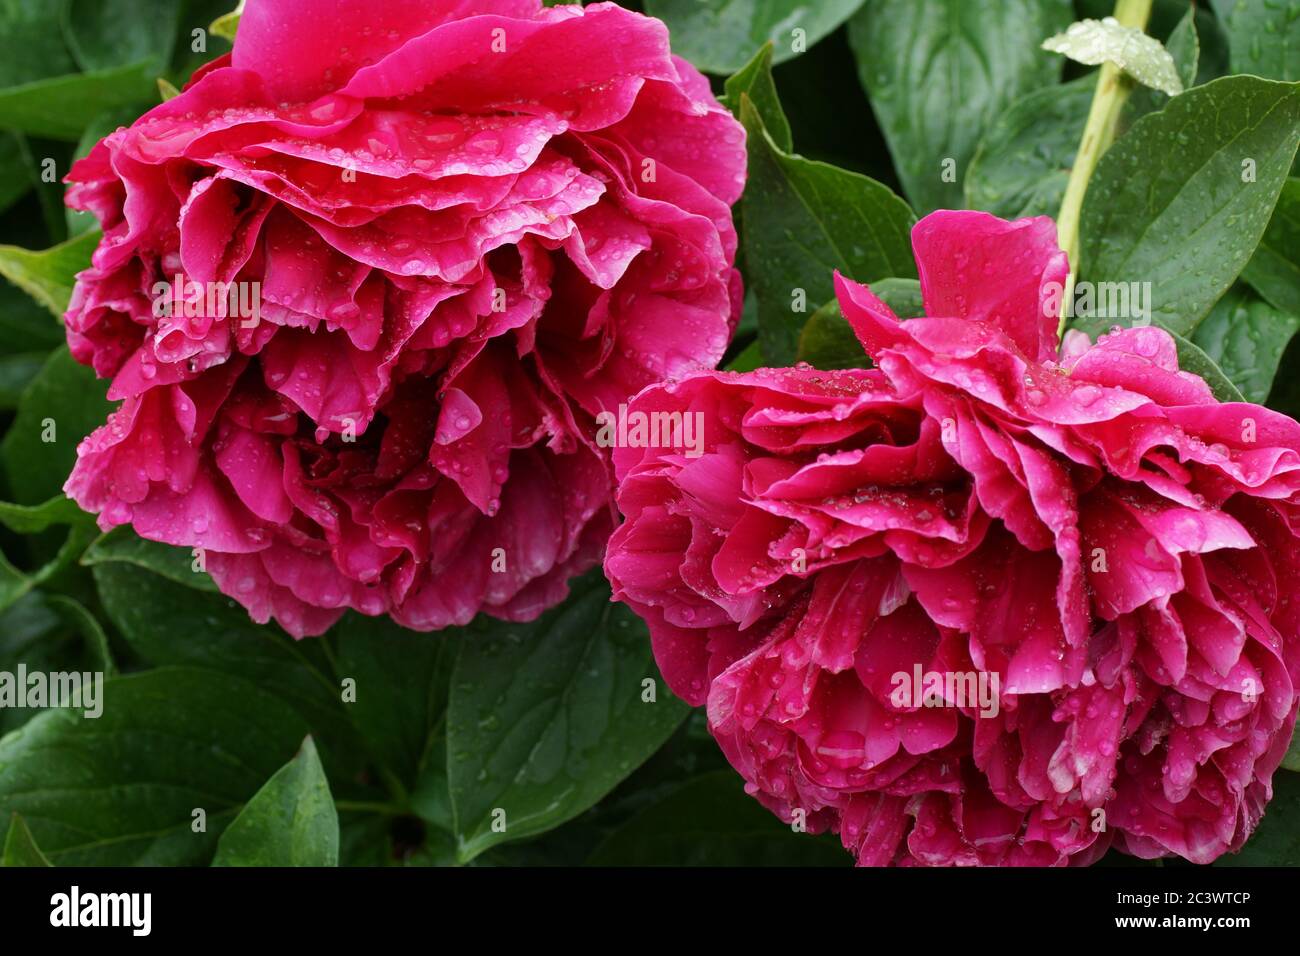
top-left (62, 0), bottom-right (744, 637)
top-left (605, 209), bottom-right (1300, 866)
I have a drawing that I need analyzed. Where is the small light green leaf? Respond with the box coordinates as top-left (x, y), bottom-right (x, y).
top-left (798, 301), bottom-right (865, 370)
top-left (1079, 76), bottom-right (1300, 337)
top-left (209, 0), bottom-right (245, 43)
top-left (3, 813), bottom-right (52, 867)
top-left (157, 77), bottom-right (180, 101)
top-left (1043, 16), bottom-right (1184, 95)
top-left (0, 230), bottom-right (100, 319)
top-left (1123, 7), bottom-right (1199, 125)
top-left (1192, 284), bottom-right (1299, 403)
top-left (796, 277), bottom-right (923, 370)
top-left (212, 737), bottom-right (339, 867)
top-left (868, 276), bottom-right (925, 319)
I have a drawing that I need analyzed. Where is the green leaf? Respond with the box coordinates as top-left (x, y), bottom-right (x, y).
top-left (163, 0), bottom-right (232, 84)
top-left (588, 771), bottom-right (850, 866)
top-left (1216, 770), bottom-right (1300, 865)
top-left (1283, 721), bottom-right (1300, 773)
top-left (90, 563), bottom-right (363, 777)
top-left (868, 276), bottom-right (925, 318)
top-left (848, 0), bottom-right (1073, 214)
top-left (63, 0), bottom-right (180, 74)
top-left (0, 549), bottom-right (30, 617)
top-left (0, 347), bottom-right (110, 506)
top-left (1042, 16), bottom-right (1183, 95)
top-left (1192, 284), bottom-right (1299, 403)
top-left (1193, 3), bottom-right (1232, 86)
top-left (791, 302), bottom-right (858, 369)
top-left (1210, 0), bottom-right (1300, 82)
top-left (447, 572), bottom-right (689, 862)
top-left (0, 353), bottom-right (46, 410)
top-left (0, 592), bottom-right (112, 734)
top-left (797, 277), bottom-right (922, 369)
top-left (725, 339), bottom-right (765, 372)
top-left (0, 61), bottom-right (154, 140)
top-left (1242, 177), bottom-right (1300, 316)
top-left (82, 526), bottom-right (218, 592)
top-left (0, 0), bottom-right (79, 88)
top-left (644, 0), bottom-right (865, 74)
top-left (965, 76), bottom-right (1093, 219)
top-left (0, 133), bottom-right (32, 219)
top-left (212, 737), bottom-right (339, 867)
top-left (738, 95), bottom-right (916, 364)
top-left (722, 43), bottom-right (791, 153)
top-left (209, 0), bottom-right (244, 43)
top-left (3, 813), bottom-right (52, 867)
top-left (332, 612), bottom-right (458, 790)
top-left (18, 133), bottom-right (69, 245)
top-left (1079, 76), bottom-right (1300, 337)
top-left (0, 280), bottom-right (64, 355)
top-left (0, 520), bottom-right (96, 617)
top-left (0, 231), bottom-right (100, 320)
top-left (67, 110), bottom-right (139, 237)
top-left (0, 667), bottom-right (310, 865)
top-left (46, 594), bottom-right (115, 675)
top-left (1170, 328), bottom-right (1247, 403)
top-left (1122, 6), bottom-right (1199, 126)
top-left (338, 812), bottom-right (395, 867)
top-left (0, 495), bottom-right (87, 534)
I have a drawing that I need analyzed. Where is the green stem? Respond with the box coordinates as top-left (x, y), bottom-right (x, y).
top-left (1055, 0), bottom-right (1153, 339)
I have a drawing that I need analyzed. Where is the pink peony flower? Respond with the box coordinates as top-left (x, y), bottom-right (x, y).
top-left (62, 0), bottom-right (744, 637)
top-left (605, 210), bottom-right (1300, 866)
